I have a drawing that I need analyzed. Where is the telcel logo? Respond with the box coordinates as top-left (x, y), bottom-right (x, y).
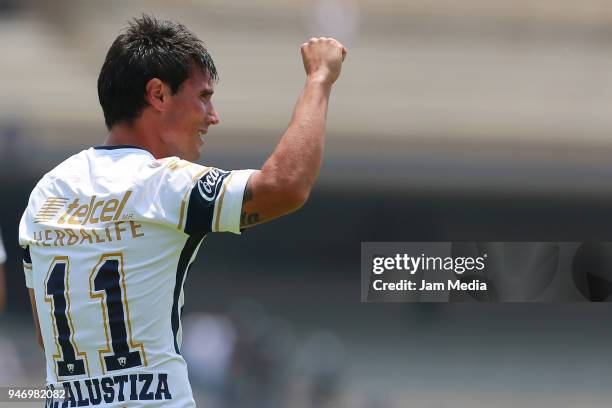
top-left (56, 191), bottom-right (132, 225)
top-left (197, 168), bottom-right (222, 202)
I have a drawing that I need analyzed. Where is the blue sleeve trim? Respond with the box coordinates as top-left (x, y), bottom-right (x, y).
top-left (184, 169), bottom-right (230, 235)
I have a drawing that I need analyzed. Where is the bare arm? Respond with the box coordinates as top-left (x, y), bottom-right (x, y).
top-left (241, 37), bottom-right (347, 228)
top-left (28, 288), bottom-right (44, 350)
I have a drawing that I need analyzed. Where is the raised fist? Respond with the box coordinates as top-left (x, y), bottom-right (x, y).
top-left (300, 37), bottom-right (347, 85)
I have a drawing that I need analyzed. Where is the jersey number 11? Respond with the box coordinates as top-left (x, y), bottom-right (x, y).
top-left (44, 253), bottom-right (147, 379)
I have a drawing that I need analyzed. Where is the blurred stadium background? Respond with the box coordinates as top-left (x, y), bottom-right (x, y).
top-left (2, 0), bottom-right (612, 407)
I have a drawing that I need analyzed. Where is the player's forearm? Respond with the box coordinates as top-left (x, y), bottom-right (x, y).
top-left (260, 77), bottom-right (332, 201)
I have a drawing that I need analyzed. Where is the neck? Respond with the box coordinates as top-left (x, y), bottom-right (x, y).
top-left (104, 117), bottom-right (167, 159)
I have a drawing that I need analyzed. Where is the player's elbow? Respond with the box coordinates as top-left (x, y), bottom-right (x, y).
top-left (251, 169), bottom-right (312, 217)
top-left (271, 184), bottom-right (310, 216)
top-left (283, 186), bottom-right (310, 212)
top-left (259, 170), bottom-right (311, 210)
top-left (280, 172), bottom-right (315, 210)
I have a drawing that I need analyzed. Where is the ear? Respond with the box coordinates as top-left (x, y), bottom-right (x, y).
top-left (144, 78), bottom-right (168, 112)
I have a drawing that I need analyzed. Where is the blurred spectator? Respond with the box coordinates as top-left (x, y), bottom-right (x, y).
top-left (181, 300), bottom-right (302, 408)
top-left (227, 299), bottom-right (295, 408)
top-left (295, 331), bottom-right (346, 408)
top-left (182, 312), bottom-right (237, 408)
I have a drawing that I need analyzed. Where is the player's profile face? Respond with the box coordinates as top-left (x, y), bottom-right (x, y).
top-left (160, 68), bottom-right (219, 161)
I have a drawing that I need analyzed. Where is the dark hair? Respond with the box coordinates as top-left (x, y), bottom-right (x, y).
top-left (97, 15), bottom-right (218, 129)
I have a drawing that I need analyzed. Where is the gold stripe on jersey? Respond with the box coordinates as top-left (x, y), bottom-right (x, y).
top-left (89, 253), bottom-right (147, 375)
top-left (35, 197), bottom-right (68, 223)
top-left (119, 253), bottom-right (148, 368)
top-left (89, 255), bottom-right (112, 373)
top-left (177, 167), bottom-right (211, 231)
top-left (214, 172), bottom-right (235, 232)
top-left (167, 158), bottom-right (194, 171)
top-left (44, 256), bottom-right (91, 381)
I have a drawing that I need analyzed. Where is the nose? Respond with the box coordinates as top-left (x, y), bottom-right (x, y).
top-left (207, 102), bottom-right (220, 125)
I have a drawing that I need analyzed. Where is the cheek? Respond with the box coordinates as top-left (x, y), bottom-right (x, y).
top-left (163, 106), bottom-right (184, 127)
top-left (164, 100), bottom-right (204, 134)
top-left (183, 101), bottom-right (205, 122)
top-left (168, 112), bottom-right (194, 132)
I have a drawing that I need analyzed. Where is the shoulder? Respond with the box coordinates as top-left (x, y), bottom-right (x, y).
top-left (23, 150), bottom-right (90, 211)
top-left (35, 149), bottom-right (89, 189)
top-left (145, 157), bottom-right (210, 190)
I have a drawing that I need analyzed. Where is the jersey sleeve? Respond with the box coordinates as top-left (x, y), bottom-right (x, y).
top-left (183, 168), bottom-right (254, 235)
top-left (136, 159), bottom-right (255, 236)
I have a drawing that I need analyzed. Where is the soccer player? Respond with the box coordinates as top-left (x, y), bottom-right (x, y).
top-left (18, 15), bottom-right (346, 407)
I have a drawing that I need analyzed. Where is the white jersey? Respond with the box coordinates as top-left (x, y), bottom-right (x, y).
top-left (19, 146), bottom-right (253, 407)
